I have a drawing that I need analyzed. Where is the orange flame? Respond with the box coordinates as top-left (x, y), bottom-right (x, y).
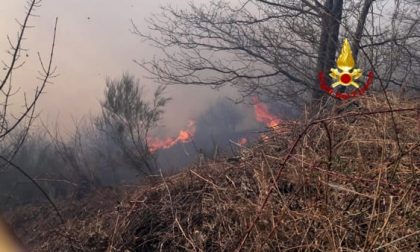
top-left (148, 121), bottom-right (196, 153)
top-left (252, 96), bottom-right (281, 129)
top-left (238, 137), bottom-right (248, 145)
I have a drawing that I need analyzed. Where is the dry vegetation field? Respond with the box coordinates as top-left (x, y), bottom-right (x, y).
top-left (8, 92), bottom-right (419, 251)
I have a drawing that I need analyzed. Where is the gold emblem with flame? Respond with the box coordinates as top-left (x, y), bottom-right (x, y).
top-left (329, 38), bottom-right (362, 88)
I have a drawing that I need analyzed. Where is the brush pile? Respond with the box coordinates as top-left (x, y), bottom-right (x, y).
top-left (13, 93), bottom-right (420, 251)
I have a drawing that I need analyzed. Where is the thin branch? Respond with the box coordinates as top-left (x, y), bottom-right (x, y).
top-left (0, 155), bottom-right (64, 224)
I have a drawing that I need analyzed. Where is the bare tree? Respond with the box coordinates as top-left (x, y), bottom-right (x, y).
top-left (0, 0), bottom-right (58, 159)
top-left (0, 0), bottom-right (62, 222)
top-left (133, 0), bottom-right (419, 106)
top-left (96, 73), bottom-right (170, 176)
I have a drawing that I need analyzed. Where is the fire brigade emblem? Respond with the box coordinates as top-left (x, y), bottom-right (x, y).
top-left (319, 38), bottom-right (374, 100)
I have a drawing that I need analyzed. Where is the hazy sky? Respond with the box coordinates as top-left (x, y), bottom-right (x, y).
top-left (0, 0), bottom-right (241, 135)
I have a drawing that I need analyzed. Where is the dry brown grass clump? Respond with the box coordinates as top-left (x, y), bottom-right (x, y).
top-left (16, 93), bottom-right (420, 251)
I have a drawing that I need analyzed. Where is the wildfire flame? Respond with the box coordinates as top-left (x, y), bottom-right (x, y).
top-left (252, 96), bottom-right (281, 129)
top-left (238, 137), bottom-right (248, 145)
top-left (148, 120), bottom-right (196, 153)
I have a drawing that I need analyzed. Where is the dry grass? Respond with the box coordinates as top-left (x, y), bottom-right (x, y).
top-left (10, 92), bottom-right (420, 251)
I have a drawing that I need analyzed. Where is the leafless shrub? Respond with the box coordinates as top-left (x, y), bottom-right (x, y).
top-left (96, 73), bottom-right (170, 176)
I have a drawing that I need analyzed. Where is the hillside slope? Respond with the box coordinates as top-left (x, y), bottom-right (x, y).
top-left (9, 93), bottom-right (420, 251)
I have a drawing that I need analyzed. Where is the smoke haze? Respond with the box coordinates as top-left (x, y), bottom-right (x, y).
top-left (0, 0), bottom-right (238, 135)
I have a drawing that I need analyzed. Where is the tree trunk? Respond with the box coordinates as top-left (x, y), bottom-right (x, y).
top-left (352, 0), bottom-right (375, 61)
top-left (313, 0), bottom-right (344, 100)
